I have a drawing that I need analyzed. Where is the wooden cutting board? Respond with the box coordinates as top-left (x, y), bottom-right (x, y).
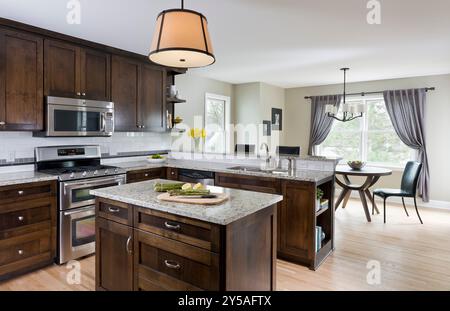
top-left (157, 192), bottom-right (230, 205)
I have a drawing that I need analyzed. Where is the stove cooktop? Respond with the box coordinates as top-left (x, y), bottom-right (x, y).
top-left (40, 164), bottom-right (126, 181)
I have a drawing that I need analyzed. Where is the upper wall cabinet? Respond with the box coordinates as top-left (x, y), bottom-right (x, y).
top-left (111, 55), bottom-right (139, 132)
top-left (44, 39), bottom-right (111, 101)
top-left (0, 29), bottom-right (44, 131)
top-left (112, 56), bottom-right (166, 132)
top-left (139, 64), bottom-right (166, 132)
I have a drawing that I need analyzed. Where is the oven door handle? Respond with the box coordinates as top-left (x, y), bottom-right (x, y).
top-left (63, 206), bottom-right (96, 216)
top-left (63, 176), bottom-right (126, 193)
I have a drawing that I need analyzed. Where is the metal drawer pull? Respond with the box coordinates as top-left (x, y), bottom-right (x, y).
top-left (164, 260), bottom-right (181, 270)
top-left (108, 206), bottom-right (120, 213)
top-left (126, 236), bottom-right (132, 254)
top-left (0, 121), bottom-right (5, 125)
top-left (144, 173), bottom-right (149, 177)
top-left (18, 190), bottom-right (24, 195)
top-left (18, 216), bottom-right (24, 221)
top-left (18, 250), bottom-right (24, 255)
top-left (164, 221), bottom-right (180, 230)
top-left (171, 171), bottom-right (175, 175)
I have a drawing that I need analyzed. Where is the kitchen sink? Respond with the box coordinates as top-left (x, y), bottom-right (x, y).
top-left (227, 166), bottom-right (289, 175)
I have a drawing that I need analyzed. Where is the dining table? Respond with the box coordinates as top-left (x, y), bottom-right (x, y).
top-left (335, 165), bottom-right (393, 222)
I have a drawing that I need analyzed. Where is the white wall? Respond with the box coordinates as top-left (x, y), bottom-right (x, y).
top-left (285, 74), bottom-right (450, 203)
top-left (234, 82), bottom-right (285, 153)
top-left (173, 73), bottom-right (234, 153)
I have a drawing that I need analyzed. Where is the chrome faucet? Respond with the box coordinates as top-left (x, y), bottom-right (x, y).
top-left (260, 143), bottom-right (271, 163)
top-left (287, 157), bottom-right (296, 172)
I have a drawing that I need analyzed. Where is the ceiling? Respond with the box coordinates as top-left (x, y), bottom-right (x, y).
top-left (1, 0), bottom-right (450, 88)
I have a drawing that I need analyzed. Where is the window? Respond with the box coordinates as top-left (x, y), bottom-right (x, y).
top-left (318, 97), bottom-right (412, 167)
top-left (204, 93), bottom-right (231, 154)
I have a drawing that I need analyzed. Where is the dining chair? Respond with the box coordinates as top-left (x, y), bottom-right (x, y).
top-left (372, 161), bottom-right (423, 224)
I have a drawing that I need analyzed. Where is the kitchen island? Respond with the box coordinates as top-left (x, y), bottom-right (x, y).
top-left (91, 179), bottom-right (283, 291)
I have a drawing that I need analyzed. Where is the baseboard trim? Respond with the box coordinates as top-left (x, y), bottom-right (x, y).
top-left (335, 189), bottom-right (450, 211)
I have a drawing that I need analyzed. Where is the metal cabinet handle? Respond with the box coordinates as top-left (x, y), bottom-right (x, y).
top-left (108, 206), bottom-right (120, 213)
top-left (18, 190), bottom-right (24, 195)
top-left (164, 260), bottom-right (181, 270)
top-left (164, 221), bottom-right (180, 230)
top-left (82, 92), bottom-right (86, 96)
top-left (18, 249), bottom-right (24, 255)
top-left (144, 173), bottom-right (149, 177)
top-left (126, 236), bottom-right (132, 254)
top-left (18, 216), bottom-right (24, 221)
top-left (76, 92), bottom-right (81, 96)
top-left (0, 121), bottom-right (5, 126)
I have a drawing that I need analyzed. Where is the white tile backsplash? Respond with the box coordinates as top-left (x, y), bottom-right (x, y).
top-left (0, 131), bottom-right (171, 161)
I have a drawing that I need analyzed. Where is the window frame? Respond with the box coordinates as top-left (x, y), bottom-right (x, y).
top-left (317, 95), bottom-right (413, 169)
top-left (204, 93), bottom-right (231, 154)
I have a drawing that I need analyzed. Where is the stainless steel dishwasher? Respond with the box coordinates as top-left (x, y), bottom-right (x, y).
top-left (177, 169), bottom-right (215, 186)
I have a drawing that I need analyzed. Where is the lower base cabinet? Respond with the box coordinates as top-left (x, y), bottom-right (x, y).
top-left (0, 181), bottom-right (57, 281)
top-left (95, 217), bottom-right (133, 291)
top-left (95, 197), bottom-right (276, 291)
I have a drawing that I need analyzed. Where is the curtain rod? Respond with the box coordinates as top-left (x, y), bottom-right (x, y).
top-left (304, 87), bottom-right (435, 100)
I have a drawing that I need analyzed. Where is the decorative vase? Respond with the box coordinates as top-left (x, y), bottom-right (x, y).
top-left (194, 138), bottom-right (201, 153)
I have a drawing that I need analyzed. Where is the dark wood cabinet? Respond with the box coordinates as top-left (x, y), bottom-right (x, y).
top-left (166, 167), bottom-right (178, 181)
top-left (80, 48), bottom-right (110, 101)
top-left (138, 64), bottom-right (166, 131)
top-left (96, 197), bottom-right (276, 291)
top-left (112, 56), bottom-right (166, 132)
top-left (44, 39), bottom-right (110, 100)
top-left (111, 55), bottom-right (139, 131)
top-left (126, 167), bottom-right (166, 184)
top-left (96, 217), bottom-right (134, 291)
top-left (0, 29), bottom-right (43, 131)
top-left (0, 180), bottom-right (57, 281)
top-left (215, 172), bottom-right (335, 270)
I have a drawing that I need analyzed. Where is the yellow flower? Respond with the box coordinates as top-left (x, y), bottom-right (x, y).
top-left (201, 129), bottom-right (207, 138)
top-left (188, 128), bottom-right (206, 139)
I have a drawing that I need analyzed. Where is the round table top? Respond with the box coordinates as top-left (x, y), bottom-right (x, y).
top-left (335, 165), bottom-right (393, 177)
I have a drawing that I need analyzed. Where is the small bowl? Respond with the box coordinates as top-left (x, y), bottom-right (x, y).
top-left (347, 161), bottom-right (366, 170)
top-left (147, 157), bottom-right (166, 164)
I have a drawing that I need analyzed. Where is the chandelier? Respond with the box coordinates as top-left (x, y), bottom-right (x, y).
top-left (325, 68), bottom-right (366, 122)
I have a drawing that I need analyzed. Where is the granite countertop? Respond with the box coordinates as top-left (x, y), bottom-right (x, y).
top-left (90, 179), bottom-right (283, 225)
top-left (115, 159), bottom-right (334, 183)
top-left (0, 171), bottom-right (58, 187)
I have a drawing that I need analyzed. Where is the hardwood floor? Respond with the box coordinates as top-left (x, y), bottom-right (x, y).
top-left (1, 199), bottom-right (449, 291)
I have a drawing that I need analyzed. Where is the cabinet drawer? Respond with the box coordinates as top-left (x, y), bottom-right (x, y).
top-left (134, 208), bottom-right (220, 252)
top-left (215, 173), bottom-right (280, 194)
top-left (0, 181), bottom-right (56, 204)
top-left (0, 204), bottom-right (51, 232)
top-left (166, 167), bottom-right (178, 180)
top-left (127, 168), bottom-right (165, 184)
top-left (96, 198), bottom-right (133, 226)
top-left (135, 230), bottom-right (219, 291)
top-left (0, 229), bottom-right (51, 270)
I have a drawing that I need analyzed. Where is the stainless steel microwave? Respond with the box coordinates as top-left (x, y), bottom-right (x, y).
top-left (34, 96), bottom-right (114, 137)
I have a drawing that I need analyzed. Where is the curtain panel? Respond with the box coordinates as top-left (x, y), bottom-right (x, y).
top-left (383, 88), bottom-right (430, 202)
top-left (308, 95), bottom-right (342, 155)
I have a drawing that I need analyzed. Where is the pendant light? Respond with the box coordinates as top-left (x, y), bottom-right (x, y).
top-left (325, 68), bottom-right (366, 122)
top-left (149, 0), bottom-right (215, 68)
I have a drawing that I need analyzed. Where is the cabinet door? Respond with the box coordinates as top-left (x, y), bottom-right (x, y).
top-left (138, 64), bottom-right (166, 131)
top-left (111, 56), bottom-right (139, 131)
top-left (44, 40), bottom-right (80, 97)
top-left (96, 217), bottom-right (133, 291)
top-left (80, 48), bottom-right (110, 101)
top-left (279, 181), bottom-right (315, 261)
top-left (0, 29), bottom-right (43, 131)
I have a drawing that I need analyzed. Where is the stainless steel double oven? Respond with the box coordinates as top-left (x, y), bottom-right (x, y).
top-left (36, 145), bottom-right (126, 264)
top-left (59, 175), bottom-right (126, 264)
